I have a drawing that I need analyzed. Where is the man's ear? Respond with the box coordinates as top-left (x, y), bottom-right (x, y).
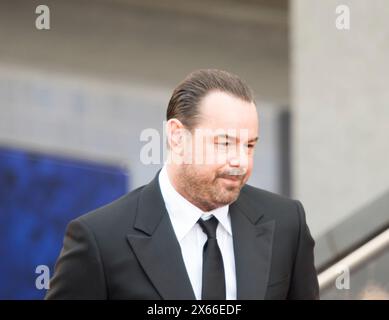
top-left (167, 119), bottom-right (185, 153)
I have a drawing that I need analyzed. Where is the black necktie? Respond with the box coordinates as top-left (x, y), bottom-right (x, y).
top-left (198, 216), bottom-right (226, 300)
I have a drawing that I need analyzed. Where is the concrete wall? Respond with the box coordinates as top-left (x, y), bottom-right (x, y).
top-left (0, 0), bottom-right (289, 105)
top-left (291, 0), bottom-right (389, 237)
top-left (0, 64), bottom-right (283, 191)
top-left (0, 0), bottom-right (290, 192)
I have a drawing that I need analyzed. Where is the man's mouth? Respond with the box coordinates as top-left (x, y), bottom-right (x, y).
top-left (219, 175), bottom-right (243, 184)
top-left (223, 175), bottom-right (241, 180)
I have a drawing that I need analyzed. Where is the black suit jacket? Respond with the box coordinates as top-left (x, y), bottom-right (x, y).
top-left (45, 171), bottom-right (319, 300)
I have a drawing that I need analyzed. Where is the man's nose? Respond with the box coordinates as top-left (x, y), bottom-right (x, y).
top-left (228, 145), bottom-right (249, 168)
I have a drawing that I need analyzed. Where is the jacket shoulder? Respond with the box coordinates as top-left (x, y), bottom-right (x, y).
top-left (241, 184), bottom-right (297, 209)
top-left (239, 184), bottom-right (303, 226)
top-left (74, 185), bottom-right (145, 234)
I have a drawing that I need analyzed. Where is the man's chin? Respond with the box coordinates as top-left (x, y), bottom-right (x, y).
top-left (216, 188), bottom-right (241, 205)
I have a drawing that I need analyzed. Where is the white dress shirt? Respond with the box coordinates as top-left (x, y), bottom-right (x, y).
top-left (158, 165), bottom-right (237, 300)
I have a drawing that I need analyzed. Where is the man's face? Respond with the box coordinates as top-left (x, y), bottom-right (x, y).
top-left (178, 90), bottom-right (259, 211)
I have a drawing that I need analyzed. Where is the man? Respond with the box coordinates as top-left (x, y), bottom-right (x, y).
top-left (46, 69), bottom-right (319, 300)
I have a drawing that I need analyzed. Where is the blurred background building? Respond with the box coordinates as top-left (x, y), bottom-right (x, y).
top-left (0, 0), bottom-right (388, 299)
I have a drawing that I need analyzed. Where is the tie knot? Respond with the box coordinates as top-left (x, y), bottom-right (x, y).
top-left (198, 216), bottom-right (219, 239)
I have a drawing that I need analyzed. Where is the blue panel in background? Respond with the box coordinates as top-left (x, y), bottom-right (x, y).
top-left (0, 147), bottom-right (129, 299)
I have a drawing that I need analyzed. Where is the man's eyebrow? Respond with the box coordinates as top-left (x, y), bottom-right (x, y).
top-left (214, 134), bottom-right (237, 140)
top-left (248, 137), bottom-right (259, 143)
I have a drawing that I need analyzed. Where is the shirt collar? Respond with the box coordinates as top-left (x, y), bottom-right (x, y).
top-left (158, 165), bottom-right (232, 241)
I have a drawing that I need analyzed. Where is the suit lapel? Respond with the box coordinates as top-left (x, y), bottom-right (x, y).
top-left (126, 172), bottom-right (196, 300)
top-left (230, 192), bottom-right (275, 299)
top-left (126, 172), bottom-right (274, 300)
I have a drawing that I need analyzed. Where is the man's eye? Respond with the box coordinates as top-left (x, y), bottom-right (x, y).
top-left (217, 142), bottom-right (230, 146)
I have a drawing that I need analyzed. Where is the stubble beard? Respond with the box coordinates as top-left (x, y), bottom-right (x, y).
top-left (178, 165), bottom-right (245, 212)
